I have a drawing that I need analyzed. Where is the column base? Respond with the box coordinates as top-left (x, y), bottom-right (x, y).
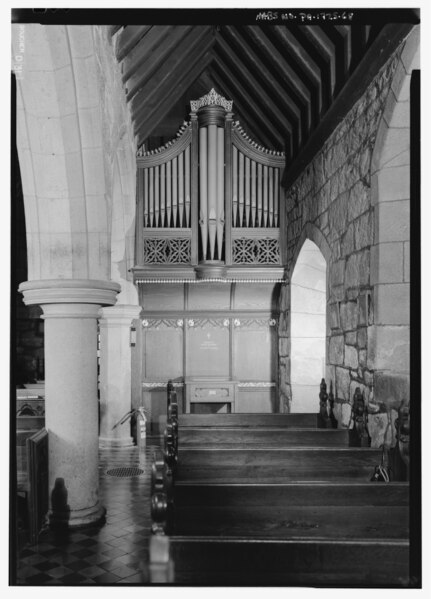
top-left (49, 501), bottom-right (106, 529)
top-left (99, 436), bottom-right (135, 449)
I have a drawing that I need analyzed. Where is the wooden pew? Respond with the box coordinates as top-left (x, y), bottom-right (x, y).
top-left (17, 428), bottom-right (49, 545)
top-left (149, 380), bottom-right (410, 586)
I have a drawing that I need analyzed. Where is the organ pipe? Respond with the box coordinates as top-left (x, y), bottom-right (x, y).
top-left (232, 146), bottom-right (238, 227)
top-left (217, 127), bottom-right (225, 260)
top-left (207, 124), bottom-right (217, 260)
top-left (185, 145), bottom-right (191, 227)
top-left (172, 156), bottom-right (178, 228)
top-left (178, 151), bottom-right (184, 227)
top-left (245, 156), bottom-right (251, 228)
top-left (199, 126), bottom-right (208, 257)
top-left (138, 90), bottom-right (285, 273)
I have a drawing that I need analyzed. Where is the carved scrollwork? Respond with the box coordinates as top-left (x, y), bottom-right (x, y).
top-left (144, 237), bottom-right (191, 264)
top-left (188, 318), bottom-right (230, 329)
top-left (142, 319), bottom-right (183, 330)
top-left (350, 387), bottom-right (371, 447)
top-left (233, 318), bottom-right (278, 328)
top-left (232, 237), bottom-right (281, 264)
top-left (190, 88), bottom-right (233, 113)
top-left (317, 379), bottom-right (337, 429)
top-left (151, 492), bottom-right (168, 535)
top-left (395, 399), bottom-right (410, 474)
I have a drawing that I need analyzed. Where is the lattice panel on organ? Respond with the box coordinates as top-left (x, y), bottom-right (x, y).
top-left (232, 237), bottom-right (281, 265)
top-left (143, 237), bottom-right (191, 264)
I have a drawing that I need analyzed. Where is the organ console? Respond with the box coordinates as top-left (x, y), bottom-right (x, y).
top-left (134, 89), bottom-right (286, 280)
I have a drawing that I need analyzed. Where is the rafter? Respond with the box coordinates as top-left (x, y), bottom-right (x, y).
top-left (220, 26), bottom-right (300, 153)
top-left (288, 25), bottom-right (333, 112)
top-left (240, 26), bottom-right (310, 141)
top-left (210, 60), bottom-right (284, 151)
top-left (131, 26), bottom-right (214, 126)
top-left (124, 26), bottom-right (194, 101)
top-left (211, 54), bottom-right (285, 150)
top-left (214, 35), bottom-right (293, 146)
top-left (271, 26), bottom-right (321, 125)
top-left (135, 43), bottom-right (213, 143)
top-left (122, 25), bottom-right (174, 83)
top-left (115, 25), bottom-right (152, 62)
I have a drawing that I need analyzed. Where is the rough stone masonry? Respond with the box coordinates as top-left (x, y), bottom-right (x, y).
top-left (279, 48), bottom-right (405, 448)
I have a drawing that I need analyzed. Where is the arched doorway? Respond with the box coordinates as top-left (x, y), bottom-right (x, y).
top-left (290, 239), bottom-right (327, 413)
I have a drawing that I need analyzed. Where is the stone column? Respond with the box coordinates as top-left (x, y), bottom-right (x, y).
top-left (99, 305), bottom-right (141, 448)
top-left (19, 279), bottom-right (120, 528)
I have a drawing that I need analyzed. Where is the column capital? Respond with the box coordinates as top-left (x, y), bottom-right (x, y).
top-left (19, 279), bottom-right (121, 307)
top-left (99, 304), bottom-right (141, 326)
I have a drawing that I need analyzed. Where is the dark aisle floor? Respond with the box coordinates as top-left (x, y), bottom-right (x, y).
top-left (14, 442), bottom-right (159, 585)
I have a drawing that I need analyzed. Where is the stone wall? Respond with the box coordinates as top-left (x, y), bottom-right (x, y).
top-left (279, 47), bottom-right (406, 445)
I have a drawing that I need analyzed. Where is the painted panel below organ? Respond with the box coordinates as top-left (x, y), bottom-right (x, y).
top-left (138, 281), bottom-right (281, 417)
top-left (186, 320), bottom-right (230, 378)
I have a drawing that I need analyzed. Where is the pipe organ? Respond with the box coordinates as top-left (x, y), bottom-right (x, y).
top-left (135, 89), bottom-right (286, 278)
top-left (133, 90), bottom-right (285, 418)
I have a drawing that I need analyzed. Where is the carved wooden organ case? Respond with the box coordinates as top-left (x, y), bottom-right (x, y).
top-left (132, 90), bottom-right (285, 415)
top-left (133, 89), bottom-right (286, 281)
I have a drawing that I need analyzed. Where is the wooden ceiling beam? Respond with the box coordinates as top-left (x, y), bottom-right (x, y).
top-left (246, 26), bottom-right (311, 110)
top-left (213, 53), bottom-right (285, 149)
top-left (124, 25), bottom-right (195, 101)
top-left (221, 26), bottom-right (301, 152)
top-left (323, 26), bottom-right (349, 95)
top-left (209, 65), bottom-right (284, 153)
top-left (211, 57), bottom-right (286, 151)
top-left (115, 25), bottom-right (152, 62)
top-left (110, 25), bottom-right (123, 37)
top-left (288, 25), bottom-right (333, 114)
top-left (282, 23), bottom-right (415, 189)
top-left (136, 50), bottom-right (213, 145)
top-left (134, 36), bottom-right (214, 143)
top-left (122, 25), bottom-right (174, 82)
top-left (302, 26), bottom-right (336, 97)
top-left (270, 26), bottom-right (321, 128)
top-left (214, 35), bottom-right (294, 142)
top-left (350, 26), bottom-right (368, 74)
top-left (242, 26), bottom-right (311, 138)
top-left (130, 27), bottom-right (214, 124)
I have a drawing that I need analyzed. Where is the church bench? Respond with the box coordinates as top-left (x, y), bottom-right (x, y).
top-left (179, 426), bottom-right (349, 446)
top-left (179, 413), bottom-right (319, 428)
top-left (16, 428), bottom-right (49, 545)
top-left (149, 380), bottom-right (410, 585)
top-left (168, 537), bottom-right (410, 585)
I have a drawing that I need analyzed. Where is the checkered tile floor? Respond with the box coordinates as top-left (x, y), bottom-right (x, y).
top-left (14, 442), bottom-right (160, 585)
